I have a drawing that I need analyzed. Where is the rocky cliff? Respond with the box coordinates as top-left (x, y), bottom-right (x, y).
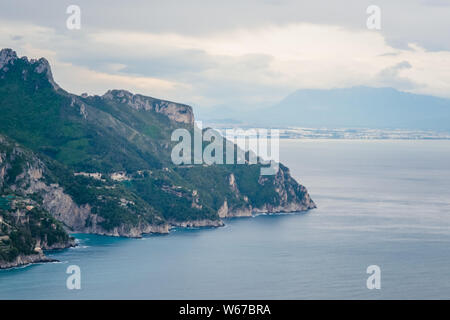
top-left (102, 89), bottom-right (194, 124)
top-left (0, 48), bottom-right (316, 268)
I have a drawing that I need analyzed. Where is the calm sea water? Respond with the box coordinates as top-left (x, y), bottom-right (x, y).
top-left (1, 139), bottom-right (450, 299)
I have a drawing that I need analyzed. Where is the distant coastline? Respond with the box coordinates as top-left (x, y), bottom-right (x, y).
top-left (201, 124), bottom-right (450, 140)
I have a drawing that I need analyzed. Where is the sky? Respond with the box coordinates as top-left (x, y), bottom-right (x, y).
top-left (1, 0), bottom-right (450, 112)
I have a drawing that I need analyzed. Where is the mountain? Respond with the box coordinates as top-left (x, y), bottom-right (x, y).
top-left (0, 135), bottom-right (76, 268)
top-left (0, 48), bottom-right (315, 268)
top-left (221, 87), bottom-right (450, 130)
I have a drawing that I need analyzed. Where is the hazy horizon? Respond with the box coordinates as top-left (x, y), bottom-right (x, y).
top-left (1, 0), bottom-right (450, 113)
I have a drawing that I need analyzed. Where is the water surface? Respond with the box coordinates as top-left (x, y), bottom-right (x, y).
top-left (1, 139), bottom-right (449, 299)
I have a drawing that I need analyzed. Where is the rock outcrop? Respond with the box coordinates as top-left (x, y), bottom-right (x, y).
top-left (0, 135), bottom-right (168, 238)
top-left (171, 219), bottom-right (224, 228)
top-left (0, 253), bottom-right (57, 270)
top-left (102, 89), bottom-right (194, 124)
top-left (0, 48), bottom-right (60, 90)
top-left (0, 48), bottom-right (17, 70)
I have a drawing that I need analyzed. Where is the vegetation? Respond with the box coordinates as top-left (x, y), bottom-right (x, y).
top-left (0, 50), bottom-right (313, 263)
top-left (0, 202), bottom-right (71, 262)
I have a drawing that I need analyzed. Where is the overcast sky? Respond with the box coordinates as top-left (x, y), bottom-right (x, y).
top-left (1, 0), bottom-right (450, 110)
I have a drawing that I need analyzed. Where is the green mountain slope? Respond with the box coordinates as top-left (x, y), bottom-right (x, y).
top-left (0, 135), bottom-right (76, 267)
top-left (0, 48), bottom-right (315, 267)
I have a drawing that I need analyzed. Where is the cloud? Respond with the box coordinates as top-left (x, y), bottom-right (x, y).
top-left (1, 9), bottom-right (450, 110)
top-left (50, 61), bottom-right (189, 98)
top-left (1, 0), bottom-right (450, 51)
top-left (374, 61), bottom-right (416, 89)
top-left (10, 35), bottom-right (23, 41)
top-left (76, 23), bottom-right (450, 101)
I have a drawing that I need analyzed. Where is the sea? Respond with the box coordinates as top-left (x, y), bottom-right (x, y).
top-left (1, 139), bottom-right (449, 299)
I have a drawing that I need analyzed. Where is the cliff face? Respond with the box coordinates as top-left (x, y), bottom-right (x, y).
top-left (217, 167), bottom-right (316, 218)
top-left (0, 135), bottom-right (167, 238)
top-left (0, 137), bottom-right (76, 267)
top-left (0, 253), bottom-right (57, 270)
top-left (0, 48), bottom-right (60, 90)
top-left (102, 90), bottom-right (194, 125)
top-left (0, 48), bottom-right (316, 268)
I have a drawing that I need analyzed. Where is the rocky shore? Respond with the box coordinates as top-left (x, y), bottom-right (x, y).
top-left (0, 238), bottom-right (77, 270)
top-left (0, 253), bottom-right (57, 270)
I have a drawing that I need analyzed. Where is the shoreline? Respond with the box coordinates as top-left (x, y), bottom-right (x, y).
top-left (0, 254), bottom-right (58, 270)
top-left (0, 239), bottom-right (77, 270)
top-left (0, 208), bottom-right (315, 270)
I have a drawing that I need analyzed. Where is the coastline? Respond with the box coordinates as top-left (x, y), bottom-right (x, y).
top-left (0, 253), bottom-right (58, 270)
top-left (0, 238), bottom-right (77, 270)
top-left (0, 206), bottom-right (315, 270)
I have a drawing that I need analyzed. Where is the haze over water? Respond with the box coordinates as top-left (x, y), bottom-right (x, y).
top-left (1, 139), bottom-right (449, 299)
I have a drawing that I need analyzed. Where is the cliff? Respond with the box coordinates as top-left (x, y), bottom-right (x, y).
top-left (0, 48), bottom-right (316, 268)
top-left (102, 89), bottom-right (194, 125)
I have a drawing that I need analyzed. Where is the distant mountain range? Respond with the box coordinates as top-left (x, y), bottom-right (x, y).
top-left (201, 87), bottom-right (450, 131)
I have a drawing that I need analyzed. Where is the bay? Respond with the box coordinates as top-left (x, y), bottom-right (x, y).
top-left (1, 139), bottom-right (449, 299)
